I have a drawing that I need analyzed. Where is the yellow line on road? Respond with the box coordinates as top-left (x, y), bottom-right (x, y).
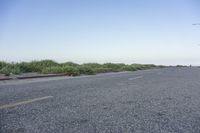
top-left (0, 96), bottom-right (53, 109)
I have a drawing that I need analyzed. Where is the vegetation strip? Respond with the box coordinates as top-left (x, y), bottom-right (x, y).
top-left (0, 60), bottom-right (164, 77)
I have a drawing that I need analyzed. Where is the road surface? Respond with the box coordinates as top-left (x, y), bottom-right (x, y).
top-left (0, 67), bottom-right (200, 133)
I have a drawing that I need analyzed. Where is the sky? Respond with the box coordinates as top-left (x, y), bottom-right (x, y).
top-left (0, 0), bottom-right (200, 65)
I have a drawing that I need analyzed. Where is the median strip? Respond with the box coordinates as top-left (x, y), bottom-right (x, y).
top-left (0, 96), bottom-right (53, 109)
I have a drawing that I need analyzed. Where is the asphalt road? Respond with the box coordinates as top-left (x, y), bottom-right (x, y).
top-left (0, 67), bottom-right (200, 133)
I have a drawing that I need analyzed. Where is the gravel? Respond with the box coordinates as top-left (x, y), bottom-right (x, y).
top-left (0, 67), bottom-right (200, 133)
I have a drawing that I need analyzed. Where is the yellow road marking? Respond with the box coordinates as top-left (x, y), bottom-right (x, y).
top-left (0, 96), bottom-right (53, 109)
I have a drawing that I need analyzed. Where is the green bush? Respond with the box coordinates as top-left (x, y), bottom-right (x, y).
top-left (27, 60), bottom-right (59, 72)
top-left (93, 67), bottom-right (112, 73)
top-left (103, 63), bottom-right (126, 72)
top-left (120, 65), bottom-right (137, 71)
top-left (0, 67), bottom-right (11, 76)
top-left (143, 64), bottom-right (156, 69)
top-left (61, 62), bottom-right (79, 67)
top-left (82, 63), bottom-right (102, 68)
top-left (42, 66), bottom-right (80, 76)
top-left (0, 61), bottom-right (8, 70)
top-left (16, 62), bottom-right (33, 73)
top-left (131, 64), bottom-right (145, 70)
top-left (78, 65), bottom-right (95, 75)
top-left (0, 65), bottom-right (21, 76)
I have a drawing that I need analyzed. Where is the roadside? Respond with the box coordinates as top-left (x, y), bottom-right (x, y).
top-left (0, 73), bottom-right (67, 81)
top-left (0, 69), bottom-right (159, 86)
top-left (0, 60), bottom-right (164, 81)
top-left (0, 71), bottom-right (137, 86)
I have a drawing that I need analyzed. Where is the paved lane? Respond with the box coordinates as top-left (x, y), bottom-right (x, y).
top-left (0, 68), bottom-right (200, 133)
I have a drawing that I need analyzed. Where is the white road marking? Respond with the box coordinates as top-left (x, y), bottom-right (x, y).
top-left (0, 96), bottom-right (53, 109)
top-left (128, 76), bottom-right (143, 80)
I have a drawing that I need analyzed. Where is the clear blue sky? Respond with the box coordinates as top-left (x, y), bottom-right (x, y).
top-left (0, 0), bottom-right (200, 65)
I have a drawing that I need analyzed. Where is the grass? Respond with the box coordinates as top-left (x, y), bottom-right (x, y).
top-left (0, 60), bottom-right (162, 76)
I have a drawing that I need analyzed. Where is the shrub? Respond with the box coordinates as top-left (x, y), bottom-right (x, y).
top-left (0, 61), bottom-right (8, 70)
top-left (61, 62), bottom-right (79, 67)
top-left (28, 60), bottom-right (59, 72)
top-left (82, 63), bottom-right (102, 68)
top-left (0, 65), bottom-right (21, 76)
top-left (16, 62), bottom-right (33, 73)
top-left (103, 63), bottom-right (126, 72)
top-left (0, 67), bottom-right (11, 76)
top-left (121, 65), bottom-right (137, 71)
top-left (78, 65), bottom-right (95, 75)
top-left (0, 60), bottom-right (160, 76)
top-left (131, 64), bottom-right (145, 70)
top-left (93, 67), bottom-right (112, 73)
top-left (143, 64), bottom-right (156, 69)
top-left (176, 65), bottom-right (185, 67)
top-left (42, 66), bottom-right (80, 76)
